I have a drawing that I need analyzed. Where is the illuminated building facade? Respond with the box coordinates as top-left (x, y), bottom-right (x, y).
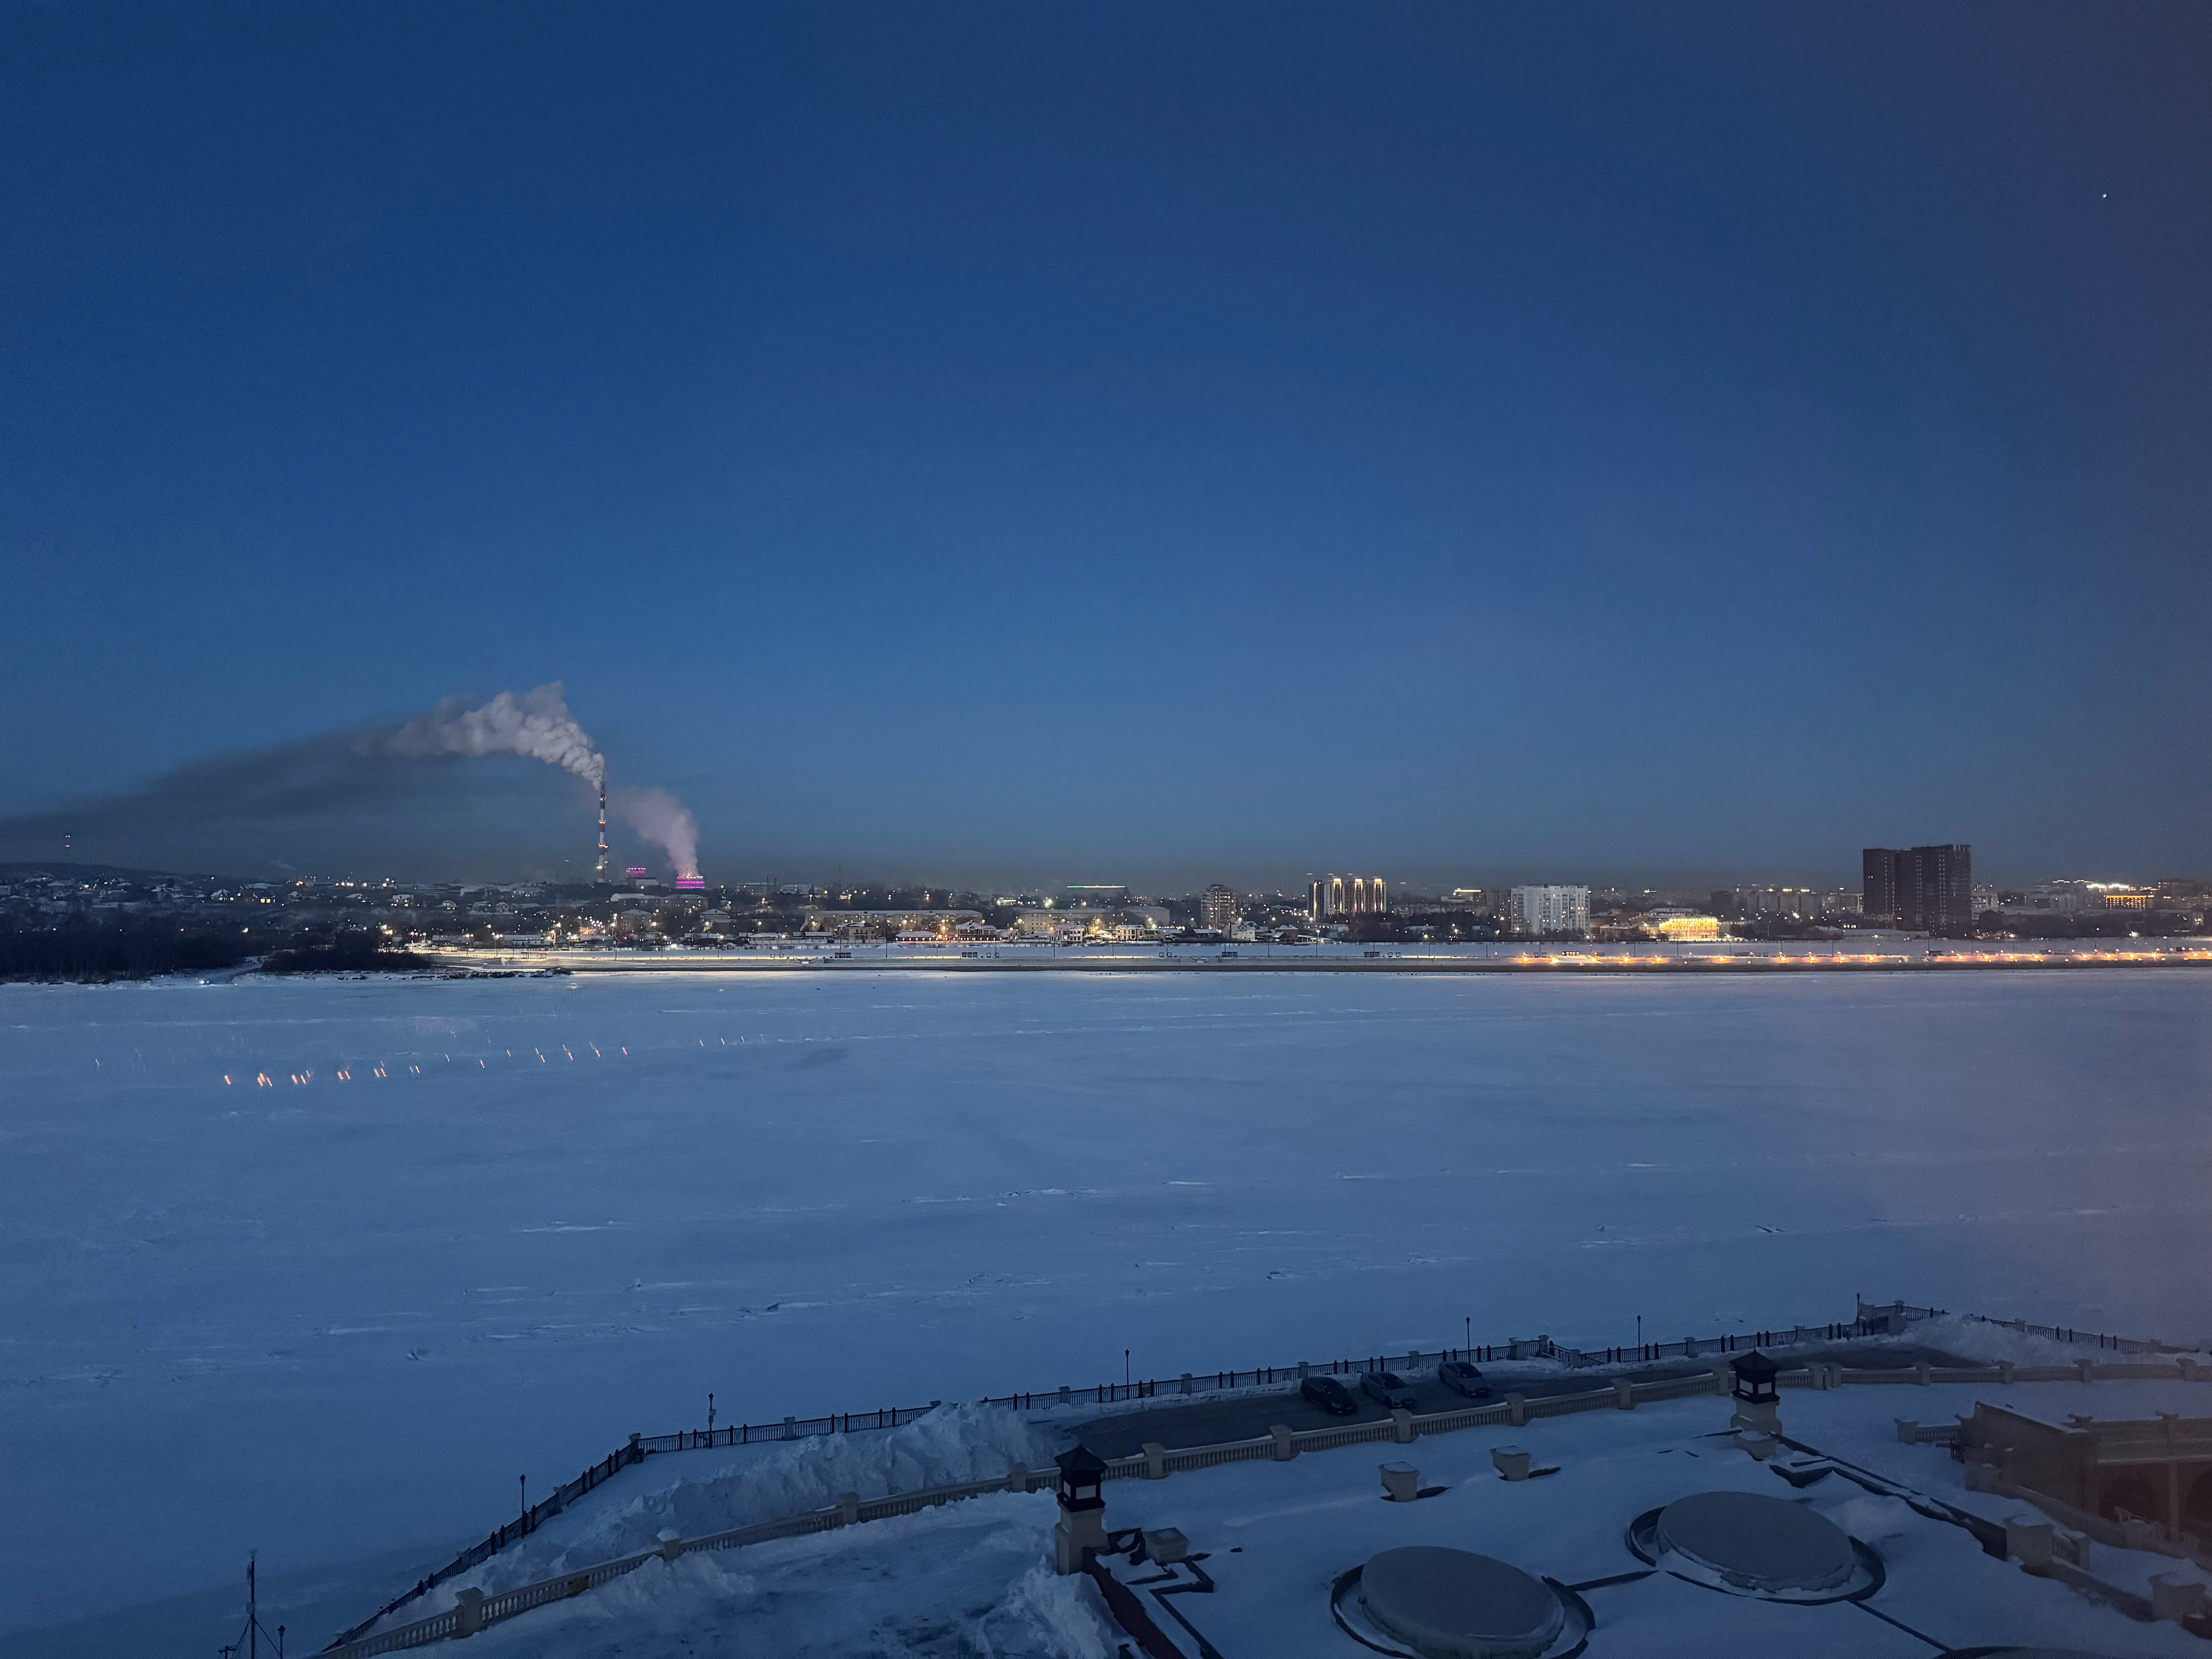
top-left (1650, 911), bottom-right (1722, 941)
top-left (1309, 874), bottom-right (1388, 920)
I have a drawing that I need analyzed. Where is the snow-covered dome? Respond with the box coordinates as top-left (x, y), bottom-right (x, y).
top-left (1357, 1546), bottom-right (1565, 1659)
top-left (1653, 1491), bottom-right (1855, 1593)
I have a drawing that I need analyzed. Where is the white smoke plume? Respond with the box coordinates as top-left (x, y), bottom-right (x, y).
top-left (368, 684), bottom-right (705, 880)
top-left (610, 786), bottom-right (701, 881)
top-left (373, 683), bottom-right (606, 788)
top-left (0, 680), bottom-right (714, 878)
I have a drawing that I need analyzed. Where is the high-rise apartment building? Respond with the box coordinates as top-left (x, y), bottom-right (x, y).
top-left (1199, 884), bottom-right (1239, 931)
top-left (1862, 849), bottom-right (1901, 925)
top-left (1909, 845), bottom-right (1973, 930)
top-left (1862, 845), bottom-right (1973, 931)
top-left (1508, 885), bottom-right (1590, 937)
top-left (1309, 874), bottom-right (1388, 920)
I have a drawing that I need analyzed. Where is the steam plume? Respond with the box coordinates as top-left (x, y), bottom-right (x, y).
top-left (0, 681), bottom-right (708, 880)
top-left (610, 786), bottom-right (701, 881)
top-left (372, 683), bottom-right (605, 787)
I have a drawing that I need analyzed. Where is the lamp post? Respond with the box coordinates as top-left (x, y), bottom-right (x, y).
top-left (1728, 1349), bottom-right (1783, 1459)
top-left (1053, 1445), bottom-right (1110, 1574)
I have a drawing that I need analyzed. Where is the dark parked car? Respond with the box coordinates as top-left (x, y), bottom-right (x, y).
top-left (1360, 1370), bottom-right (1418, 1409)
top-left (1300, 1374), bottom-right (1358, 1415)
top-left (1438, 1359), bottom-right (1492, 1398)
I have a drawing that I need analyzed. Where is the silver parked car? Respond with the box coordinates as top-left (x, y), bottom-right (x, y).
top-left (1360, 1370), bottom-right (1417, 1409)
top-left (1438, 1359), bottom-right (1492, 1398)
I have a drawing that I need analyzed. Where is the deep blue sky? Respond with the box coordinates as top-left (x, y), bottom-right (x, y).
top-left (3, 2), bottom-right (2207, 890)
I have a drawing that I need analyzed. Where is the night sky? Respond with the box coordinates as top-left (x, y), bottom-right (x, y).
top-left (3, 3), bottom-right (2206, 889)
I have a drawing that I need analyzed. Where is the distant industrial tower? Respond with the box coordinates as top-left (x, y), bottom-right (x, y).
top-left (1310, 874), bottom-right (1387, 920)
top-left (1200, 884), bottom-right (1239, 931)
top-left (1861, 845), bottom-right (1972, 931)
top-left (595, 783), bottom-right (610, 880)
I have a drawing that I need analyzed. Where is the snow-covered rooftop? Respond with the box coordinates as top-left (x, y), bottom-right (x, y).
top-left (371, 1365), bottom-right (2212, 1657)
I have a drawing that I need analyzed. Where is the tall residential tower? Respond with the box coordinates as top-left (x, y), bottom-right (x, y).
top-left (1508, 885), bottom-right (1590, 938)
top-left (1200, 884), bottom-right (1239, 931)
top-left (1862, 845), bottom-right (1972, 931)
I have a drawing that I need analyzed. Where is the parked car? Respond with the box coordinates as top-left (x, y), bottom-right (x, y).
top-left (1300, 1374), bottom-right (1358, 1416)
top-left (1438, 1359), bottom-right (1492, 1399)
top-left (1360, 1370), bottom-right (1418, 1409)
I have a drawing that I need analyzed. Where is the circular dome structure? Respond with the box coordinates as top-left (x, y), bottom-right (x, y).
top-left (1652, 1492), bottom-right (1855, 1594)
top-left (1356, 1547), bottom-right (1566, 1659)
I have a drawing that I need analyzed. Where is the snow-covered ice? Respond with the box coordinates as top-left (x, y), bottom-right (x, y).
top-left (4, 966), bottom-right (2210, 1653)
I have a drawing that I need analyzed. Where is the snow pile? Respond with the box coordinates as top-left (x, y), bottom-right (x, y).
top-left (1880, 1314), bottom-right (2203, 1367)
top-left (414, 1402), bottom-right (1060, 1614)
top-left (460, 1494), bottom-right (1117, 1658)
top-left (972, 1563), bottom-right (1121, 1659)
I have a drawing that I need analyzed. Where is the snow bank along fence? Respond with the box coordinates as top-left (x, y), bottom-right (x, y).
top-left (321, 1302), bottom-right (2205, 1655)
top-left (329, 1305), bottom-right (1940, 1644)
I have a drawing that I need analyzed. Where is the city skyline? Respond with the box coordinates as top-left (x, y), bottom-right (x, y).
top-left (7, 852), bottom-right (2196, 912)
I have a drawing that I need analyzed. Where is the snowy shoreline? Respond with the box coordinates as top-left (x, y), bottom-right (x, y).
top-left (436, 938), bottom-right (2212, 977)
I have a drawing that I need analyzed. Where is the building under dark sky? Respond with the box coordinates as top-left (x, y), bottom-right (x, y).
top-left (1864, 845), bottom-right (1975, 931)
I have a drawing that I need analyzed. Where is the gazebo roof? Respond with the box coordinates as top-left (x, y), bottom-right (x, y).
top-left (1730, 1349), bottom-right (1782, 1384)
top-left (1056, 1443), bottom-right (1109, 1481)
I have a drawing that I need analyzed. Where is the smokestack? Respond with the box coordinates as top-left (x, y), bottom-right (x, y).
top-left (596, 782), bottom-right (609, 879)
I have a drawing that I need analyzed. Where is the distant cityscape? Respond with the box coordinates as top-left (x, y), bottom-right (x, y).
top-left (4, 840), bottom-right (2207, 974)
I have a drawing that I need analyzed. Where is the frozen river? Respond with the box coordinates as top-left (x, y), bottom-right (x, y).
top-left (5, 967), bottom-right (2210, 1651)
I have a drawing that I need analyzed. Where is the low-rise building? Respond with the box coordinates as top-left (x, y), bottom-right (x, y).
top-left (811, 908), bottom-right (985, 938)
top-left (1008, 905), bottom-right (1110, 939)
top-left (1733, 884), bottom-right (1826, 919)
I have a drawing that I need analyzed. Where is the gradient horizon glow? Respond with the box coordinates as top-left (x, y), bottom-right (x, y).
top-left (2, 4), bottom-right (2207, 890)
